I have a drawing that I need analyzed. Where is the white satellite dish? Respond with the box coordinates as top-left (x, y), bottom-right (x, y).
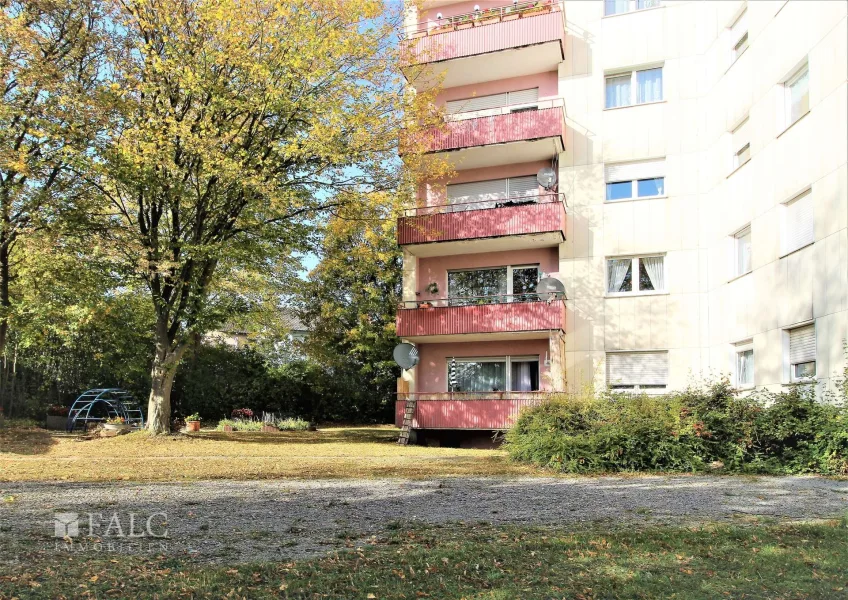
top-left (537, 167), bottom-right (557, 190)
top-left (537, 277), bottom-right (565, 300)
top-left (393, 343), bottom-right (419, 370)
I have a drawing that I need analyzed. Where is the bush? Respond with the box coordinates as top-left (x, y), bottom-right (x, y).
top-left (276, 417), bottom-right (310, 431)
top-left (505, 380), bottom-right (848, 475)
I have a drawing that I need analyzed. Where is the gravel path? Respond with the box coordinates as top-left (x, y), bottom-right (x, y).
top-left (1, 476), bottom-right (846, 564)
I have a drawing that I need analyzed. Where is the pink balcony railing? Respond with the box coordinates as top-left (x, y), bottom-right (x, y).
top-left (398, 193), bottom-right (566, 246)
top-left (402, 1), bottom-right (565, 65)
top-left (394, 392), bottom-right (551, 429)
top-left (396, 296), bottom-right (564, 338)
top-left (424, 103), bottom-right (566, 154)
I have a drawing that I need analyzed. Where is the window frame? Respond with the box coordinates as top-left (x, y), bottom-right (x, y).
top-left (786, 323), bottom-right (817, 383)
top-left (729, 8), bottom-right (748, 64)
top-left (733, 340), bottom-right (754, 389)
top-left (604, 0), bottom-right (662, 17)
top-left (780, 188), bottom-right (814, 257)
top-left (446, 264), bottom-right (540, 302)
top-left (605, 254), bottom-right (666, 296)
top-left (604, 66), bottom-right (664, 109)
top-left (783, 63), bottom-right (809, 128)
top-left (605, 177), bottom-right (666, 201)
top-left (606, 350), bottom-right (669, 392)
top-left (732, 225), bottom-right (752, 278)
top-left (447, 355), bottom-right (541, 393)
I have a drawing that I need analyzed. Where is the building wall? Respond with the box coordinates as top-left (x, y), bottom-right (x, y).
top-left (559, 0), bottom-right (848, 393)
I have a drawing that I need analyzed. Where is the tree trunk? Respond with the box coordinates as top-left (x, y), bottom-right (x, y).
top-left (0, 239), bottom-right (10, 414)
top-left (146, 322), bottom-right (185, 435)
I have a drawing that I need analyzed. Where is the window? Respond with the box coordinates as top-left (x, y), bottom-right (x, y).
top-left (448, 265), bottom-right (539, 305)
top-left (605, 67), bottom-right (663, 108)
top-left (607, 351), bottom-right (668, 390)
top-left (781, 189), bottom-right (813, 255)
top-left (731, 117), bottom-right (750, 171)
top-left (784, 64), bottom-right (809, 127)
top-left (788, 324), bottom-right (816, 381)
top-left (604, 0), bottom-right (661, 17)
top-left (446, 88), bottom-right (539, 119)
top-left (447, 176), bottom-right (539, 210)
top-left (604, 159), bottom-right (666, 201)
top-left (729, 9), bottom-right (748, 63)
top-left (449, 356), bottom-right (540, 392)
top-left (607, 255), bottom-right (665, 295)
top-left (734, 340), bottom-right (754, 388)
top-left (733, 226), bottom-right (752, 277)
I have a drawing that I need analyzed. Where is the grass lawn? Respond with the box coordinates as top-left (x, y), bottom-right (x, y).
top-left (0, 424), bottom-right (536, 482)
top-left (2, 520), bottom-right (847, 599)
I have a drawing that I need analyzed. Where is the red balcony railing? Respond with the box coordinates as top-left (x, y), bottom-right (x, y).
top-left (396, 296), bottom-right (564, 338)
top-left (394, 392), bottom-right (551, 429)
top-left (402, 1), bottom-right (565, 65)
top-left (398, 193), bottom-right (566, 246)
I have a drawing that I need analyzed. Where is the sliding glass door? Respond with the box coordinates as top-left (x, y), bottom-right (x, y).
top-left (448, 265), bottom-right (539, 305)
top-left (450, 356), bottom-right (540, 393)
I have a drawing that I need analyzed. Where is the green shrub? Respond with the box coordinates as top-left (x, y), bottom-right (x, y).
top-left (506, 380), bottom-right (848, 475)
top-left (276, 417), bottom-right (310, 431)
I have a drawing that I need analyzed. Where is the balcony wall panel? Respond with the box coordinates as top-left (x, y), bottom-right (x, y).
top-left (397, 301), bottom-right (564, 337)
top-left (395, 397), bottom-right (544, 429)
top-left (427, 106), bottom-right (565, 153)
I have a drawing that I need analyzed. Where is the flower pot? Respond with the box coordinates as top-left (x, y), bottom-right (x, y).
top-left (456, 22), bottom-right (473, 30)
top-left (419, 302), bottom-right (433, 308)
top-left (479, 16), bottom-right (500, 25)
top-left (502, 13), bottom-right (519, 21)
top-left (103, 423), bottom-right (130, 432)
top-left (261, 424), bottom-right (279, 433)
top-left (429, 25), bottom-right (454, 35)
top-left (222, 425), bottom-right (235, 432)
top-left (186, 420), bottom-right (201, 432)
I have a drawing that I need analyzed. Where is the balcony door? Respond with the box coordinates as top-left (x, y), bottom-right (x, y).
top-left (447, 175), bottom-right (538, 211)
top-left (450, 356), bottom-right (540, 393)
top-left (448, 264), bottom-right (539, 305)
top-left (446, 88), bottom-right (539, 120)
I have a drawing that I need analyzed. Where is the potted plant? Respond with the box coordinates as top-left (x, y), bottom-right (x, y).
top-left (521, 1), bottom-right (552, 17)
top-left (479, 8), bottom-right (501, 25)
top-left (185, 413), bottom-right (202, 432)
top-left (217, 419), bottom-right (236, 432)
top-left (429, 22), bottom-right (454, 35)
top-left (261, 422), bottom-right (279, 432)
top-left (46, 405), bottom-right (70, 430)
top-left (456, 15), bottom-right (473, 30)
top-left (502, 6), bottom-right (520, 21)
top-left (103, 415), bottom-right (130, 432)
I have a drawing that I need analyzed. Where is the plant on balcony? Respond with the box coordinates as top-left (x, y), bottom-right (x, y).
top-left (502, 7), bottom-right (520, 21)
top-left (429, 22), bottom-right (454, 35)
top-left (520, 0), bottom-right (553, 17)
top-left (455, 14), bottom-right (473, 30)
top-left (418, 301), bottom-right (433, 308)
top-left (478, 8), bottom-right (500, 25)
top-left (425, 282), bottom-right (440, 295)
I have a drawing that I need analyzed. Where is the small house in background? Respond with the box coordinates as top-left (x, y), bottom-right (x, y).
top-left (202, 309), bottom-right (309, 357)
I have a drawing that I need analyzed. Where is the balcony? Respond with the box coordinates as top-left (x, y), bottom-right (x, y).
top-left (412, 100), bottom-right (566, 170)
top-left (396, 295), bottom-right (565, 343)
top-left (398, 193), bottom-right (566, 257)
top-left (402, 1), bottom-right (566, 88)
top-left (394, 392), bottom-right (549, 430)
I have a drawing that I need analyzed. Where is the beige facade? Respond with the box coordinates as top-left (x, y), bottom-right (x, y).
top-left (559, 0), bottom-right (848, 394)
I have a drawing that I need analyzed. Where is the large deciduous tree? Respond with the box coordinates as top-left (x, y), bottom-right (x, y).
top-left (86, 0), bottom-right (437, 433)
top-left (0, 0), bottom-right (105, 409)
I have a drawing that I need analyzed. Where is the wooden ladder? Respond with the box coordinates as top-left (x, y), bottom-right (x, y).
top-left (398, 396), bottom-right (416, 445)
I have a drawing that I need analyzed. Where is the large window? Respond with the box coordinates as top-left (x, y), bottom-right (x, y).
top-left (448, 265), bottom-right (539, 305)
top-left (446, 176), bottom-right (539, 210)
top-left (781, 189), bottom-right (813, 255)
top-left (729, 8), bottom-right (748, 64)
top-left (605, 67), bottom-right (663, 108)
top-left (784, 64), bottom-right (809, 127)
top-left (607, 256), bottom-right (665, 295)
top-left (446, 88), bottom-right (539, 119)
top-left (788, 324), bottom-right (816, 381)
top-left (606, 351), bottom-right (668, 391)
top-left (733, 226), bottom-right (752, 277)
top-left (604, 0), bottom-right (661, 17)
top-left (450, 356), bottom-right (540, 392)
top-left (605, 159), bottom-right (665, 201)
top-left (734, 340), bottom-right (754, 388)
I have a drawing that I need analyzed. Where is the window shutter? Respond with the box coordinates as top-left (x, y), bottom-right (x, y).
top-left (604, 159), bottom-right (666, 183)
top-left (789, 325), bottom-right (816, 364)
top-left (784, 190), bottom-right (814, 252)
top-left (446, 92), bottom-right (507, 115)
top-left (606, 352), bottom-right (669, 386)
top-left (506, 88), bottom-right (539, 106)
top-left (507, 175), bottom-right (539, 197)
top-left (447, 178), bottom-right (508, 202)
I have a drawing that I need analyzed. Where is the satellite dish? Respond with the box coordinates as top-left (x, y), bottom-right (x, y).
top-left (537, 277), bottom-right (565, 300)
top-left (393, 343), bottom-right (419, 370)
top-left (537, 167), bottom-right (557, 190)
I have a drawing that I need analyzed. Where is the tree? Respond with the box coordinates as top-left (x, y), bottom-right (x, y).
top-left (0, 0), bottom-right (106, 404)
top-left (84, 0), bottom-right (439, 433)
top-left (295, 202), bottom-right (402, 422)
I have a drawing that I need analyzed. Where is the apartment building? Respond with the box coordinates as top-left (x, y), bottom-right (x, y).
top-left (396, 0), bottom-right (848, 445)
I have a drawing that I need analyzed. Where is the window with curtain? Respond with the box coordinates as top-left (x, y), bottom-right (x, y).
top-left (607, 256), bottom-right (664, 294)
top-left (734, 341), bottom-right (754, 387)
top-left (733, 226), bottom-right (752, 277)
top-left (781, 189), bottom-right (813, 255)
top-left (785, 64), bottom-right (809, 127)
top-left (605, 67), bottom-right (663, 109)
top-left (450, 357), bottom-right (539, 393)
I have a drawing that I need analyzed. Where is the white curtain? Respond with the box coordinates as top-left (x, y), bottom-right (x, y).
top-left (636, 68), bottom-right (663, 103)
top-left (605, 75), bottom-right (631, 109)
top-left (642, 256), bottom-right (664, 291)
top-left (737, 350), bottom-right (753, 385)
top-left (607, 259), bottom-right (631, 293)
top-left (513, 362), bottom-right (532, 392)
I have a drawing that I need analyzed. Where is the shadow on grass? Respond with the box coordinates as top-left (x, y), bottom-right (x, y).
top-left (186, 427), bottom-right (399, 446)
top-left (0, 426), bottom-right (61, 456)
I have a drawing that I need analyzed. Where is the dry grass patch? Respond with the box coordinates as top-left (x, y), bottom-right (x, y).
top-left (0, 425), bottom-right (537, 482)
